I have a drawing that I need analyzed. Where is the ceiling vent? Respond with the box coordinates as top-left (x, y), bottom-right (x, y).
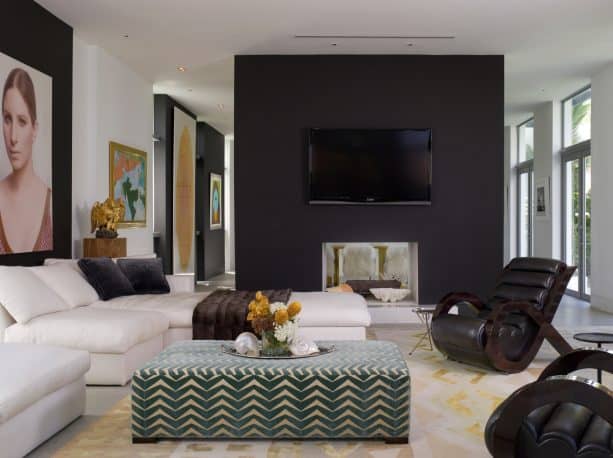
top-left (294, 34), bottom-right (455, 40)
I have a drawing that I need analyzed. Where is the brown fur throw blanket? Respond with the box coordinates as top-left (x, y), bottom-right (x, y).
top-left (192, 289), bottom-right (292, 340)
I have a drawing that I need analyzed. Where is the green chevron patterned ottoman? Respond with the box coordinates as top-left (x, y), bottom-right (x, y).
top-left (132, 340), bottom-right (410, 444)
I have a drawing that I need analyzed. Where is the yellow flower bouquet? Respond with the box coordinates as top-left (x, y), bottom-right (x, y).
top-left (247, 291), bottom-right (301, 356)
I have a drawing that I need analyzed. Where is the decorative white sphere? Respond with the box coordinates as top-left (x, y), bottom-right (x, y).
top-left (289, 337), bottom-right (319, 356)
top-left (234, 332), bottom-right (259, 356)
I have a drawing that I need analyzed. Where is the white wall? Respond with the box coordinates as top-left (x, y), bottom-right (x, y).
top-left (532, 102), bottom-right (562, 259)
top-left (224, 138), bottom-right (235, 272)
top-left (72, 37), bottom-right (154, 257)
top-left (590, 62), bottom-right (613, 313)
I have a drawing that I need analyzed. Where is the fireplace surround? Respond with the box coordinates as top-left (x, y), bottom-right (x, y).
top-left (322, 242), bottom-right (419, 304)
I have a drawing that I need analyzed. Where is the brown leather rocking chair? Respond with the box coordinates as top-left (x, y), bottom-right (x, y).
top-left (431, 257), bottom-right (576, 373)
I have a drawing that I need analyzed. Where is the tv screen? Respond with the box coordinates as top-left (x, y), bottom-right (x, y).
top-left (308, 128), bottom-right (432, 204)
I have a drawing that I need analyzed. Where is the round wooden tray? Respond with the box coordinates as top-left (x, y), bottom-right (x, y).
top-left (220, 344), bottom-right (335, 359)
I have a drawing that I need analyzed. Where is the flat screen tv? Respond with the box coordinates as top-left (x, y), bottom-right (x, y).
top-left (308, 128), bottom-right (432, 204)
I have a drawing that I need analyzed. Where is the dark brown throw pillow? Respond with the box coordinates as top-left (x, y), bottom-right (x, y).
top-left (117, 258), bottom-right (170, 295)
top-left (78, 257), bottom-right (135, 300)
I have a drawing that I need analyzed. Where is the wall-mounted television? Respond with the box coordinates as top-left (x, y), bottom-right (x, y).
top-left (308, 128), bottom-right (432, 205)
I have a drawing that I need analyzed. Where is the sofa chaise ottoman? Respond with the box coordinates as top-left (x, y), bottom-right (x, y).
top-left (290, 291), bottom-right (371, 340)
top-left (0, 343), bottom-right (90, 458)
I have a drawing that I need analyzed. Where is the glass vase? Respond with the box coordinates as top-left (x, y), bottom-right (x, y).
top-left (261, 330), bottom-right (289, 356)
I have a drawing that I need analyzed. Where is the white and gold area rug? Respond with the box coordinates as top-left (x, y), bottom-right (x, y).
top-left (53, 325), bottom-right (612, 458)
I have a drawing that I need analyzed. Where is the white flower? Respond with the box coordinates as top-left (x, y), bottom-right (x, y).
top-left (274, 319), bottom-right (298, 343)
top-left (269, 302), bottom-right (287, 314)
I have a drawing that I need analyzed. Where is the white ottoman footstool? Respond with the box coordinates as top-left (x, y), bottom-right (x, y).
top-left (290, 292), bottom-right (371, 340)
top-left (0, 343), bottom-right (90, 458)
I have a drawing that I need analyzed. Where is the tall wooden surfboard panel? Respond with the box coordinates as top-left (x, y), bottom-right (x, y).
top-left (172, 107), bottom-right (196, 274)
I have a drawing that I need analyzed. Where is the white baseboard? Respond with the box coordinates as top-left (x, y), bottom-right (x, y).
top-left (591, 294), bottom-right (613, 314)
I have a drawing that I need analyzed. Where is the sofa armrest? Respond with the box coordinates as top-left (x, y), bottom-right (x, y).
top-left (165, 274), bottom-right (195, 293)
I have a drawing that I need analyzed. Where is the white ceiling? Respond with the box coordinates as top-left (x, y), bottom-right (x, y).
top-left (37, 0), bottom-right (613, 134)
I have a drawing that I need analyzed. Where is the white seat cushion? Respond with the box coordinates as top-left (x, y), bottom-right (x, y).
top-left (0, 343), bottom-right (89, 424)
top-left (4, 307), bottom-right (169, 354)
top-left (289, 292), bottom-right (371, 327)
top-left (0, 266), bottom-right (69, 324)
top-left (90, 292), bottom-right (207, 328)
top-left (28, 264), bottom-right (99, 308)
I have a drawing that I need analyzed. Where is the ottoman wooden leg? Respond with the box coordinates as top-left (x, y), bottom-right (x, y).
top-left (385, 437), bottom-right (409, 444)
top-left (132, 437), bottom-right (158, 444)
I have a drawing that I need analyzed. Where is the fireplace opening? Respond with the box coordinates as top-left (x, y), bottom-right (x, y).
top-left (322, 242), bottom-right (418, 305)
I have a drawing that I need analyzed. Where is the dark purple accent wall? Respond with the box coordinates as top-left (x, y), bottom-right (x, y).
top-left (234, 55), bottom-right (504, 303)
top-left (196, 121), bottom-right (225, 281)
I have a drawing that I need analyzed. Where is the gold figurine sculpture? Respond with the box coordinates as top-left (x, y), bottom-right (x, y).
top-left (90, 198), bottom-right (126, 238)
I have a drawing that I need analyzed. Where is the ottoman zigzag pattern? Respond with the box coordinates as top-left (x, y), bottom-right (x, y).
top-left (132, 341), bottom-right (410, 441)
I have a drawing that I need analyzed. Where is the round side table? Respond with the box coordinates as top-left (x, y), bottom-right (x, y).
top-left (409, 306), bottom-right (437, 356)
top-left (573, 332), bottom-right (613, 383)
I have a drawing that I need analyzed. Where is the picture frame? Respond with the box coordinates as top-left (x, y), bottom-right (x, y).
top-left (0, 52), bottom-right (54, 255)
top-left (535, 177), bottom-right (550, 220)
top-left (210, 173), bottom-right (223, 230)
top-left (109, 141), bottom-right (147, 228)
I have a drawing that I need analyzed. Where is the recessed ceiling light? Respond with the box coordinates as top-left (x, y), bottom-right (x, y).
top-left (177, 66), bottom-right (186, 72)
top-left (122, 34), bottom-right (129, 38)
top-left (407, 43), bottom-right (413, 47)
top-left (331, 43), bottom-right (338, 46)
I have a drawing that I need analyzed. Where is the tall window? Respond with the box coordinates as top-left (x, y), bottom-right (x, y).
top-left (561, 87), bottom-right (591, 299)
top-left (563, 87), bottom-right (591, 148)
top-left (518, 118), bottom-right (534, 162)
top-left (517, 118), bottom-right (534, 256)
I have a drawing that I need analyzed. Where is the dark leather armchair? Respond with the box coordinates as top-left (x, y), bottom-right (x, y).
top-left (431, 257), bottom-right (576, 373)
top-left (484, 348), bottom-right (613, 457)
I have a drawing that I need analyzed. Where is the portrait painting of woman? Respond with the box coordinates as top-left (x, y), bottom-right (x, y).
top-left (0, 54), bottom-right (53, 255)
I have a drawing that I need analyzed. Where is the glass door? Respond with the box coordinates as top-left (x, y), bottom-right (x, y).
top-left (563, 152), bottom-right (591, 298)
top-left (517, 168), bottom-right (533, 257)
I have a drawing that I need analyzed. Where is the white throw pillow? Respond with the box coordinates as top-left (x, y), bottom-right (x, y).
top-left (43, 258), bottom-right (85, 277)
top-left (29, 264), bottom-right (99, 308)
top-left (0, 266), bottom-right (69, 323)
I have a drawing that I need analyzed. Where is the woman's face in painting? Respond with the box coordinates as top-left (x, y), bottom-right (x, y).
top-left (3, 87), bottom-right (37, 172)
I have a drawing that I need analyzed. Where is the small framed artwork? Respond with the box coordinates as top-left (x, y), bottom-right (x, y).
top-left (535, 177), bottom-right (550, 220)
top-left (109, 142), bottom-right (147, 227)
top-left (210, 173), bottom-right (222, 230)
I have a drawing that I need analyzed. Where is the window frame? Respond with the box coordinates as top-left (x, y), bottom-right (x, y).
top-left (517, 117), bottom-right (535, 163)
top-left (560, 85), bottom-right (591, 300)
top-left (561, 85), bottom-right (591, 149)
top-left (561, 142), bottom-right (590, 300)
top-left (516, 159), bottom-right (534, 257)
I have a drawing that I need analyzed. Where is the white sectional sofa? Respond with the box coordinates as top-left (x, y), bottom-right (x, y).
top-left (0, 259), bottom-right (371, 386)
top-left (0, 343), bottom-right (90, 458)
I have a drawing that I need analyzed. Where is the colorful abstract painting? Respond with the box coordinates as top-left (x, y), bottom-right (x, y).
top-left (210, 173), bottom-right (222, 230)
top-left (109, 142), bottom-right (146, 227)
